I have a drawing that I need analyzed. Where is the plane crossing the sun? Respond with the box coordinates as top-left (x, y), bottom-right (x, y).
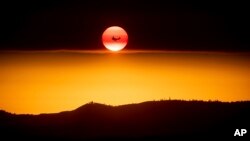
top-left (112, 36), bottom-right (121, 41)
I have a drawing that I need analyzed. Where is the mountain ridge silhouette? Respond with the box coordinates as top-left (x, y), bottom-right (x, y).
top-left (0, 100), bottom-right (249, 139)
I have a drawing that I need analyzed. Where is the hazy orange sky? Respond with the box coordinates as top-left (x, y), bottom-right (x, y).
top-left (0, 50), bottom-right (249, 114)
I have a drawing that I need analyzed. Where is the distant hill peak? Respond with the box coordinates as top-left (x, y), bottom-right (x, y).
top-left (74, 101), bottom-right (112, 111)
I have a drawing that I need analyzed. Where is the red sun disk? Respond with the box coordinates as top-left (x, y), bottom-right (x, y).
top-left (102, 26), bottom-right (128, 51)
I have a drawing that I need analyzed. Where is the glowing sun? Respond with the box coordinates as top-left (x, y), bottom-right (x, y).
top-left (102, 26), bottom-right (128, 51)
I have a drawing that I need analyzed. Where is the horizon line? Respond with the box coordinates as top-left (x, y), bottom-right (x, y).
top-left (0, 49), bottom-right (249, 55)
top-left (1, 99), bottom-right (250, 115)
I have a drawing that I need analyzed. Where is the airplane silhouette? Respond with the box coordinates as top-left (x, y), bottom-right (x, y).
top-left (112, 36), bottom-right (121, 41)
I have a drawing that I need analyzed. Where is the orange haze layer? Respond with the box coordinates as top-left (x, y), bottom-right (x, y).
top-left (0, 50), bottom-right (249, 114)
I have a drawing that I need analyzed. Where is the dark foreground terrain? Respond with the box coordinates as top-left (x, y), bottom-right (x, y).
top-left (0, 100), bottom-right (249, 140)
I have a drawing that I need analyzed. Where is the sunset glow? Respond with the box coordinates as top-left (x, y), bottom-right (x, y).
top-left (0, 51), bottom-right (249, 114)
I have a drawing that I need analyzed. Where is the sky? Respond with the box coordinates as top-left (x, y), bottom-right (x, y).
top-left (0, 0), bottom-right (249, 51)
top-left (0, 1), bottom-right (249, 114)
top-left (0, 51), bottom-right (249, 114)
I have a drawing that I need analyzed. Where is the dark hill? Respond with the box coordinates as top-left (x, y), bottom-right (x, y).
top-left (0, 100), bottom-right (249, 140)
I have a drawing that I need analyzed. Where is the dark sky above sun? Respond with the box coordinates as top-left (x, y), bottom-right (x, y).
top-left (0, 0), bottom-right (249, 51)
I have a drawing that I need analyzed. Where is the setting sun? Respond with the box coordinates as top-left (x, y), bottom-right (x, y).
top-left (102, 26), bottom-right (128, 51)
